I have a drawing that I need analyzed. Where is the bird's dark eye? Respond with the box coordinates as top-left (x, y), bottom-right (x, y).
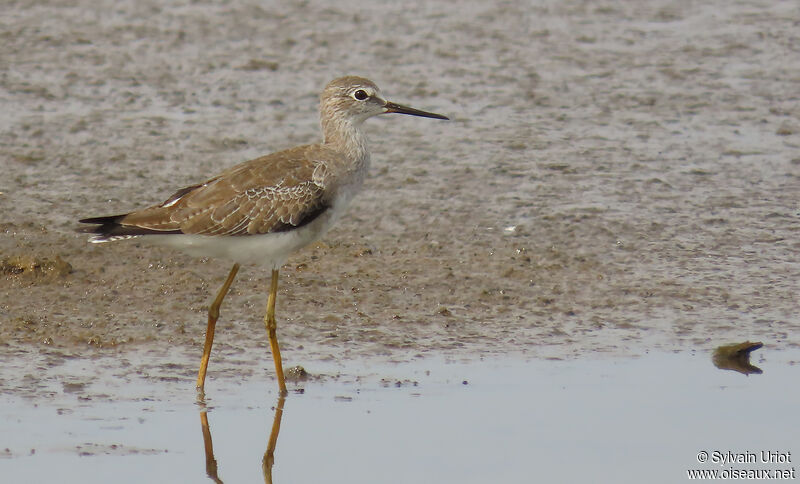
top-left (353, 89), bottom-right (368, 100)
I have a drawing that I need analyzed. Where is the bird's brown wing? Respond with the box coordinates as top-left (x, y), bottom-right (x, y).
top-left (116, 145), bottom-right (329, 236)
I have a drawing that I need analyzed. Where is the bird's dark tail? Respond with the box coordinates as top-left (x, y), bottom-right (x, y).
top-left (78, 214), bottom-right (181, 242)
top-left (78, 214), bottom-right (134, 242)
top-left (79, 214), bottom-right (127, 227)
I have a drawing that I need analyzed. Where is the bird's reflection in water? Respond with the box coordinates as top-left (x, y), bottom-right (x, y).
top-left (199, 394), bottom-right (287, 484)
top-left (262, 395), bottom-right (286, 484)
top-left (199, 410), bottom-right (223, 484)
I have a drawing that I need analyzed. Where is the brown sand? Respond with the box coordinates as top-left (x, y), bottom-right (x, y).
top-left (1, 1), bottom-right (798, 381)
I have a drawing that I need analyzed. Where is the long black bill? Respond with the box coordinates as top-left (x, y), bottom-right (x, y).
top-left (383, 101), bottom-right (449, 120)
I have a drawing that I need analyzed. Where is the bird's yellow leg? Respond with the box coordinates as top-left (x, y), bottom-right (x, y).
top-left (196, 263), bottom-right (240, 391)
top-left (265, 269), bottom-right (288, 395)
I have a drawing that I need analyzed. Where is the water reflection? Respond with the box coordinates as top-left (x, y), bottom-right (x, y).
top-left (262, 395), bottom-right (286, 484)
top-left (199, 411), bottom-right (222, 484)
top-left (190, 346), bottom-right (768, 484)
top-left (712, 341), bottom-right (763, 375)
top-left (3, 351), bottom-right (799, 483)
top-left (199, 395), bottom-right (287, 484)
top-left (190, 346), bottom-right (768, 483)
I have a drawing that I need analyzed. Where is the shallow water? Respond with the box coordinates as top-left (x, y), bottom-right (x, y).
top-left (2, 349), bottom-right (797, 484)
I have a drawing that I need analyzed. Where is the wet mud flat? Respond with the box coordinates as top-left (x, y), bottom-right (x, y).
top-left (2, 350), bottom-right (799, 483)
top-left (1, 0), bottom-right (799, 391)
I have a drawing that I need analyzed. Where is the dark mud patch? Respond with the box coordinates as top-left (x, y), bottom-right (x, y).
top-left (1, 253), bottom-right (72, 280)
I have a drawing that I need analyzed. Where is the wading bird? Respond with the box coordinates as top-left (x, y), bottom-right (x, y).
top-left (80, 76), bottom-right (448, 395)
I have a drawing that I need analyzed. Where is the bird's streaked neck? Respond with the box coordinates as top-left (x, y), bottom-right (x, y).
top-left (320, 110), bottom-right (371, 166)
